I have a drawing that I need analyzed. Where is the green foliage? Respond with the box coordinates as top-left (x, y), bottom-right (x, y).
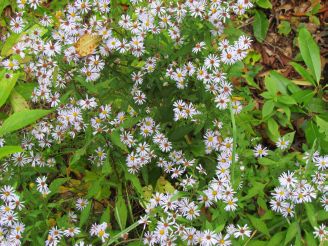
top-left (253, 10), bottom-right (269, 43)
top-left (298, 28), bottom-right (321, 84)
top-left (0, 109), bottom-right (51, 136)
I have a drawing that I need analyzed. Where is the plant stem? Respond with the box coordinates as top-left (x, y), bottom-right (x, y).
top-left (229, 102), bottom-right (237, 189)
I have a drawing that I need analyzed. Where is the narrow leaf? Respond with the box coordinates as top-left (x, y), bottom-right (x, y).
top-left (298, 28), bottom-right (321, 83)
top-left (0, 145), bottom-right (23, 159)
top-left (0, 109), bottom-right (51, 136)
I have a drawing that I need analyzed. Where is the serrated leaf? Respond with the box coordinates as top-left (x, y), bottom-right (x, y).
top-left (253, 10), bottom-right (269, 42)
top-left (0, 109), bottom-right (51, 136)
top-left (0, 145), bottom-right (23, 159)
top-left (298, 28), bottom-right (321, 84)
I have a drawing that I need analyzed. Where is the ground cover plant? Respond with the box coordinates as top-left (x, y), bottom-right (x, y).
top-left (0, 0), bottom-right (327, 245)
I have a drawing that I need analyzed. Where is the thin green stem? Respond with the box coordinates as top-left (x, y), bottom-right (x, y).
top-left (229, 102), bottom-right (237, 189)
top-left (106, 221), bottom-right (140, 245)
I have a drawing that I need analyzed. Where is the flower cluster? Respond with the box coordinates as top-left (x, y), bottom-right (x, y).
top-left (0, 186), bottom-right (25, 245)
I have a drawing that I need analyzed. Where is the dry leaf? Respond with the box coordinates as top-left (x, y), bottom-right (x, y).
top-left (74, 34), bottom-right (102, 57)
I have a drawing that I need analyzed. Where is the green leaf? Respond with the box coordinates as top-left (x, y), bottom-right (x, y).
top-left (268, 231), bottom-right (286, 246)
top-left (1, 33), bottom-right (23, 57)
top-left (70, 139), bottom-right (92, 168)
top-left (240, 182), bottom-right (266, 201)
top-left (10, 89), bottom-right (29, 112)
top-left (262, 100), bottom-right (275, 119)
top-left (0, 145), bottom-right (23, 159)
top-left (284, 222), bottom-right (298, 245)
top-left (110, 130), bottom-right (128, 152)
top-left (256, 0), bottom-right (272, 9)
top-left (0, 109), bottom-right (51, 136)
top-left (267, 118), bottom-right (279, 141)
top-left (248, 215), bottom-right (270, 237)
top-left (305, 231), bottom-right (317, 246)
top-left (79, 202), bottom-right (92, 227)
top-left (305, 203), bottom-right (317, 227)
top-left (258, 157), bottom-right (277, 166)
top-left (277, 95), bottom-right (297, 105)
top-left (115, 196), bottom-right (127, 230)
top-left (100, 206), bottom-right (110, 224)
top-left (0, 72), bottom-right (20, 108)
top-left (298, 28), bottom-right (321, 84)
top-left (253, 10), bottom-right (269, 43)
top-left (49, 178), bottom-right (69, 194)
top-left (316, 116), bottom-right (328, 141)
top-left (290, 62), bottom-right (316, 86)
top-left (278, 21), bottom-right (291, 36)
top-left (0, 0), bottom-right (10, 15)
top-left (87, 179), bottom-right (101, 199)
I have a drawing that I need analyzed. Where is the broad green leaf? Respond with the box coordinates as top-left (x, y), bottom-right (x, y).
top-left (0, 72), bottom-right (21, 107)
top-left (248, 215), bottom-right (270, 237)
top-left (87, 179), bottom-right (101, 198)
top-left (253, 10), bottom-right (269, 42)
top-left (262, 100), bottom-right (274, 119)
top-left (256, 0), bottom-right (272, 9)
top-left (268, 231), bottom-right (285, 246)
top-left (298, 28), bottom-right (321, 83)
top-left (290, 62), bottom-right (316, 86)
top-left (267, 118), bottom-right (279, 141)
top-left (305, 203), bottom-right (317, 227)
top-left (115, 196), bottom-right (127, 230)
top-left (305, 231), bottom-right (317, 246)
top-left (284, 222), bottom-right (298, 245)
top-left (317, 210), bottom-right (328, 222)
top-left (79, 202), bottom-right (92, 227)
top-left (1, 33), bottom-right (23, 57)
top-left (0, 109), bottom-right (51, 136)
top-left (316, 116), bottom-right (328, 141)
top-left (10, 89), bottom-right (29, 112)
top-left (277, 95), bottom-right (297, 105)
top-left (0, 145), bottom-right (23, 159)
